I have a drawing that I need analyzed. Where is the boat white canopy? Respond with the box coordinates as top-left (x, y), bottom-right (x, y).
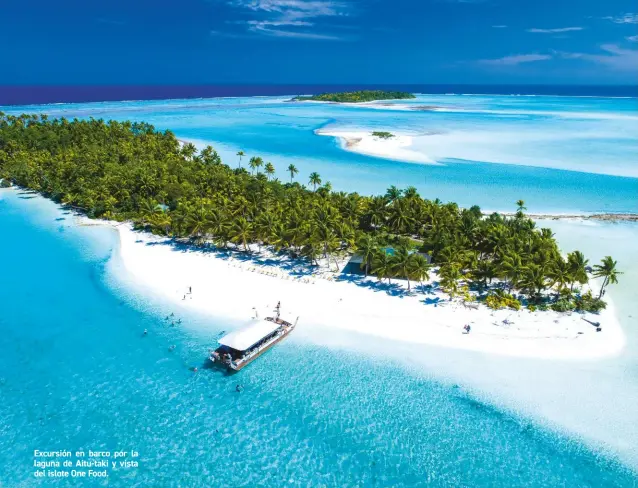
top-left (218, 319), bottom-right (281, 352)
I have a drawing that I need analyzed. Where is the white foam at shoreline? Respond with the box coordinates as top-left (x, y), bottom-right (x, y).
top-left (112, 223), bottom-right (625, 361)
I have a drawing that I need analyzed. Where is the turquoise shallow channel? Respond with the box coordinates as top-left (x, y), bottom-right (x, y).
top-left (1, 190), bottom-right (637, 487)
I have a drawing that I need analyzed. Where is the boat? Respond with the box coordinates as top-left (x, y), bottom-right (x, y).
top-left (209, 308), bottom-right (298, 371)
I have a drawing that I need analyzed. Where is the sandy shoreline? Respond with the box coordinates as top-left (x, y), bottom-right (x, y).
top-left (316, 129), bottom-right (437, 164)
top-left (112, 223), bottom-right (625, 361)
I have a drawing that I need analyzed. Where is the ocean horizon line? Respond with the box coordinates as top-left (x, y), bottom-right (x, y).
top-left (1, 83), bottom-right (637, 106)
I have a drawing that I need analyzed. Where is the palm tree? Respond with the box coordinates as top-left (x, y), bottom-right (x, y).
top-left (593, 256), bottom-right (622, 298)
top-left (207, 209), bottom-right (229, 248)
top-left (367, 196), bottom-right (387, 229)
top-left (439, 263), bottom-right (462, 296)
top-left (356, 234), bottom-right (378, 276)
top-left (287, 164), bottom-right (299, 183)
top-left (301, 240), bottom-right (322, 266)
top-left (185, 205), bottom-right (210, 242)
top-left (181, 142), bottom-right (197, 159)
top-left (407, 253), bottom-right (431, 288)
top-left (549, 257), bottom-right (571, 293)
top-left (201, 145), bottom-right (220, 165)
top-left (149, 212), bottom-right (172, 235)
top-left (500, 253), bottom-right (526, 291)
top-left (391, 246), bottom-right (414, 291)
top-left (372, 249), bottom-right (394, 284)
top-left (138, 198), bottom-right (159, 225)
top-left (519, 265), bottom-right (548, 299)
top-left (473, 259), bottom-right (496, 290)
top-left (567, 251), bottom-right (589, 291)
top-left (313, 223), bottom-right (340, 261)
top-left (231, 217), bottom-right (253, 252)
top-left (236, 150), bottom-right (245, 168)
top-left (403, 186), bottom-right (420, 200)
top-left (264, 162), bottom-right (275, 180)
top-left (268, 222), bottom-right (288, 251)
top-left (385, 186), bottom-right (403, 202)
top-left (387, 199), bottom-right (414, 234)
top-left (516, 200), bottom-right (526, 212)
top-left (248, 156), bottom-right (263, 175)
top-left (309, 172), bottom-right (322, 191)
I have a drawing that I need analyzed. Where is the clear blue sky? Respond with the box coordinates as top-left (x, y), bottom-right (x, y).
top-left (1, 0), bottom-right (637, 85)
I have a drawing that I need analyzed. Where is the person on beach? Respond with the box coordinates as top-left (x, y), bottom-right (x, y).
top-left (189, 286), bottom-right (192, 294)
top-left (463, 324), bottom-right (471, 334)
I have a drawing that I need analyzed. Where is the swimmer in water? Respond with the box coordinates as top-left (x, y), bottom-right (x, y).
top-left (169, 345), bottom-right (176, 351)
top-left (143, 329), bottom-right (148, 336)
top-left (235, 384), bottom-right (243, 393)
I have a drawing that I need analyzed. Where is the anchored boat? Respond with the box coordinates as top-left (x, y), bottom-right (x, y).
top-left (209, 309), bottom-right (297, 371)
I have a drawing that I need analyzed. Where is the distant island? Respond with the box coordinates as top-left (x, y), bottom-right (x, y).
top-left (372, 131), bottom-right (395, 139)
top-left (293, 90), bottom-right (416, 103)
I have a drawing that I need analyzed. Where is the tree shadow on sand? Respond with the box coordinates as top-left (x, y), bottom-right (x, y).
top-left (335, 274), bottom-right (409, 297)
top-left (140, 232), bottom-right (317, 279)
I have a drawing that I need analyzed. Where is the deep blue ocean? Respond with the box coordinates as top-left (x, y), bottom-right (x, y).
top-left (1, 190), bottom-right (637, 486)
top-left (1, 84), bottom-right (637, 105)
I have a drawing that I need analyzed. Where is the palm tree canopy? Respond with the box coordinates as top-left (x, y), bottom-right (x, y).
top-left (309, 172), bottom-right (322, 189)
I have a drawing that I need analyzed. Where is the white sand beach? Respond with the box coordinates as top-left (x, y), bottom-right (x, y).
top-left (113, 223), bottom-right (625, 361)
top-left (316, 129), bottom-right (437, 164)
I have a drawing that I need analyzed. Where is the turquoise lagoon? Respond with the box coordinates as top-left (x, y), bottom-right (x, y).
top-left (1, 190), bottom-right (637, 487)
top-left (2, 95), bottom-right (638, 486)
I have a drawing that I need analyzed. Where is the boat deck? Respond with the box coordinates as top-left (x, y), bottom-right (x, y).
top-left (210, 317), bottom-right (296, 371)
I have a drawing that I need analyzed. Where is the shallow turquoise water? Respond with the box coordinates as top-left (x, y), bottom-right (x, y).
top-left (1, 193), bottom-right (637, 486)
top-left (3, 95), bottom-right (637, 214)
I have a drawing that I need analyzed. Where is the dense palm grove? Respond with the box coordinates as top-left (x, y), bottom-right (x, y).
top-left (0, 114), bottom-right (621, 313)
top-left (293, 90), bottom-right (416, 103)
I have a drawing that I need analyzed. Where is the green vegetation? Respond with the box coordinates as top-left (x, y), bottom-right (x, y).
top-left (372, 131), bottom-right (394, 139)
top-left (294, 90), bottom-right (416, 103)
top-left (485, 290), bottom-right (522, 311)
top-left (0, 113), bottom-right (620, 314)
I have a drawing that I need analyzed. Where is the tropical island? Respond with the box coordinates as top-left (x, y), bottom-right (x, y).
top-left (0, 114), bottom-right (621, 321)
top-left (293, 90), bottom-right (416, 103)
top-left (372, 131), bottom-right (395, 139)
